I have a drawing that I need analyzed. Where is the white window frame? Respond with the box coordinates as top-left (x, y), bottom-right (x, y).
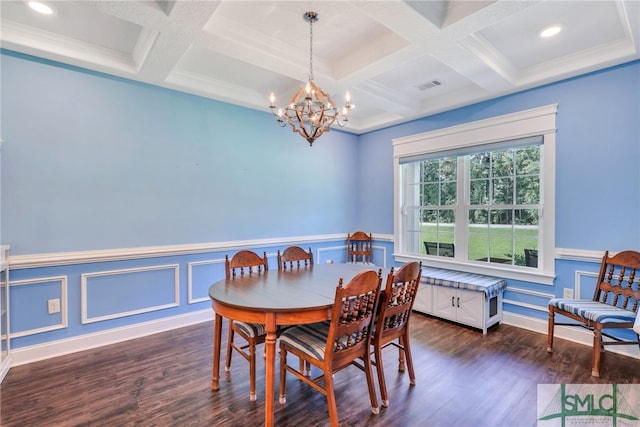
top-left (392, 104), bottom-right (557, 285)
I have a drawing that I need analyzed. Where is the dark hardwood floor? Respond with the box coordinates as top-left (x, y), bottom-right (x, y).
top-left (2, 313), bottom-right (639, 426)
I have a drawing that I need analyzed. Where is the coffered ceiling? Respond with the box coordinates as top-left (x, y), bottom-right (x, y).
top-left (1, 0), bottom-right (639, 134)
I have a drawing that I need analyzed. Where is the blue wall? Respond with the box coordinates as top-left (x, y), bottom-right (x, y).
top-left (2, 48), bottom-right (639, 355)
top-left (358, 61), bottom-right (640, 250)
top-left (1, 51), bottom-right (360, 255)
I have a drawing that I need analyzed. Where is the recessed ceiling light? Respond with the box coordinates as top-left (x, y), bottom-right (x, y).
top-left (539, 25), bottom-right (562, 38)
top-left (27, 1), bottom-right (53, 15)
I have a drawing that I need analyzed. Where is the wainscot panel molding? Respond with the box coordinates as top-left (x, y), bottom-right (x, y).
top-left (188, 259), bottom-right (225, 304)
top-left (8, 276), bottom-right (68, 338)
top-left (81, 264), bottom-right (180, 324)
top-left (10, 234), bottom-right (392, 269)
top-left (10, 309), bottom-right (214, 367)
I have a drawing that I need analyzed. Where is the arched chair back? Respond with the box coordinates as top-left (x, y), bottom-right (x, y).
top-left (225, 250), bottom-right (268, 278)
top-left (277, 246), bottom-right (313, 270)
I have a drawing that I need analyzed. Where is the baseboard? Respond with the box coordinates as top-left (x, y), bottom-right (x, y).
top-left (10, 309), bottom-right (214, 367)
top-left (502, 312), bottom-right (640, 360)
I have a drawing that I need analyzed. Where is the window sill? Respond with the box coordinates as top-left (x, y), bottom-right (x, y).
top-left (393, 253), bottom-right (555, 285)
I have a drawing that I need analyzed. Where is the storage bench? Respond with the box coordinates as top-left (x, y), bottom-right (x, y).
top-left (413, 267), bottom-right (507, 334)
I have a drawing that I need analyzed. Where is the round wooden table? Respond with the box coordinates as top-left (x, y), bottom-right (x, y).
top-left (209, 263), bottom-right (378, 427)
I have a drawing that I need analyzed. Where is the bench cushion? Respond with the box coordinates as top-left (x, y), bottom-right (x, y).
top-left (422, 267), bottom-right (507, 299)
top-left (549, 298), bottom-right (636, 324)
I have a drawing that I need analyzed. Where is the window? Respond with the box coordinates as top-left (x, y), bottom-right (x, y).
top-left (393, 105), bottom-right (557, 284)
top-left (402, 141), bottom-right (541, 265)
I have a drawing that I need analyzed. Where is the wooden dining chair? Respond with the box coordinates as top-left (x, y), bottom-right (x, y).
top-left (547, 250), bottom-right (640, 377)
top-left (347, 231), bottom-right (373, 264)
top-left (224, 250), bottom-right (269, 401)
top-left (277, 245), bottom-right (314, 373)
top-left (277, 246), bottom-right (313, 270)
top-left (278, 269), bottom-right (382, 427)
top-left (371, 261), bottom-right (422, 407)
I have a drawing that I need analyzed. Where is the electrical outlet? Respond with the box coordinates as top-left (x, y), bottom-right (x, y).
top-left (48, 298), bottom-right (60, 314)
top-left (563, 288), bottom-right (574, 299)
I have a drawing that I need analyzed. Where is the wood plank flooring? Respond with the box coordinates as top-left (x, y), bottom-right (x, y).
top-left (2, 313), bottom-right (639, 426)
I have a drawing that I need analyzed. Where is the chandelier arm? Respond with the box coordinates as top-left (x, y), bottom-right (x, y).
top-left (288, 108), bottom-right (311, 140)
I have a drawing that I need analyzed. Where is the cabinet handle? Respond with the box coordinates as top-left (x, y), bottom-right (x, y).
top-left (457, 297), bottom-right (460, 308)
top-left (451, 296), bottom-right (455, 307)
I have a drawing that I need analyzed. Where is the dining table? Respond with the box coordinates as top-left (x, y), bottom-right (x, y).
top-left (209, 262), bottom-right (381, 427)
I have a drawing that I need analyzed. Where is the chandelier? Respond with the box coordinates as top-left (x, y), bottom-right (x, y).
top-left (269, 11), bottom-right (353, 146)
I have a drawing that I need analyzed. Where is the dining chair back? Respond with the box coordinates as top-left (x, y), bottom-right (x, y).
top-left (347, 231), bottom-right (373, 264)
top-left (278, 269), bottom-right (382, 427)
top-left (225, 250), bottom-right (269, 278)
top-left (372, 261), bottom-right (422, 407)
top-left (277, 246), bottom-right (313, 270)
top-left (224, 250), bottom-right (269, 401)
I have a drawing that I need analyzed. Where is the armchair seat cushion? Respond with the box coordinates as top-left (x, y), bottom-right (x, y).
top-left (549, 298), bottom-right (636, 324)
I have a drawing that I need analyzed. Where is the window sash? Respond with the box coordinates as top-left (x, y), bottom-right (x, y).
top-left (392, 105), bottom-right (557, 285)
top-left (401, 142), bottom-right (541, 266)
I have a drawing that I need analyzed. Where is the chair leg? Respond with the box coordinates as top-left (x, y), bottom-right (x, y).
top-left (364, 351), bottom-right (380, 415)
top-left (592, 328), bottom-right (602, 377)
top-left (546, 308), bottom-right (555, 353)
top-left (374, 345), bottom-right (389, 408)
top-left (297, 359), bottom-right (311, 376)
top-left (402, 333), bottom-right (416, 386)
top-left (249, 338), bottom-right (257, 401)
top-left (324, 367), bottom-right (340, 427)
top-left (398, 336), bottom-right (406, 372)
top-left (225, 322), bottom-right (235, 371)
top-left (279, 344), bottom-right (287, 404)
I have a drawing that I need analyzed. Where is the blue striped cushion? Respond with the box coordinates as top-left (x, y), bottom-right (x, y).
top-left (279, 321), bottom-right (330, 361)
top-left (233, 321), bottom-right (266, 337)
top-left (549, 298), bottom-right (636, 324)
top-left (421, 267), bottom-right (507, 299)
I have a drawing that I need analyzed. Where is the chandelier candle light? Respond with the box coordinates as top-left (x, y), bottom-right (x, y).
top-left (269, 11), bottom-right (353, 146)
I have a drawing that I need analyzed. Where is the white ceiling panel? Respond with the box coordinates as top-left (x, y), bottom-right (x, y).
top-left (1, 0), bottom-right (638, 134)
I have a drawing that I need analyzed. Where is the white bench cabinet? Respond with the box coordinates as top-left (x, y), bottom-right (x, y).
top-left (414, 267), bottom-right (507, 335)
top-left (432, 285), bottom-right (484, 329)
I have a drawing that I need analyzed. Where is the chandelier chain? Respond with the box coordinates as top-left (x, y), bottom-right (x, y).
top-left (308, 17), bottom-right (314, 82)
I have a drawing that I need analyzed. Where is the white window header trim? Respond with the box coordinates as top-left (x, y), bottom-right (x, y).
top-left (392, 104), bottom-right (558, 159)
